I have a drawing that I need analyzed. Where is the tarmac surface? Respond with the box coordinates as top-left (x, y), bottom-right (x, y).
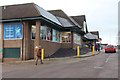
top-left (2, 50), bottom-right (118, 79)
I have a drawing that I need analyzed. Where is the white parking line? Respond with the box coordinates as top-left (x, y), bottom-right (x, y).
top-left (94, 66), bottom-right (104, 69)
top-left (105, 55), bottom-right (111, 63)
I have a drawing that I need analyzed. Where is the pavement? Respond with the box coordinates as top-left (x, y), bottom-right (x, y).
top-left (3, 51), bottom-right (100, 64)
top-left (48, 51), bottom-right (100, 61)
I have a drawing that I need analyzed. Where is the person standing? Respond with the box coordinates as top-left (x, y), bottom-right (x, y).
top-left (98, 43), bottom-right (100, 51)
top-left (35, 46), bottom-right (43, 65)
top-left (95, 44), bottom-right (98, 51)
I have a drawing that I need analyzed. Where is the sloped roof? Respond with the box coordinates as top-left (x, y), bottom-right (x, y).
top-left (1, 3), bottom-right (39, 19)
top-left (69, 16), bottom-right (82, 28)
top-left (90, 31), bottom-right (99, 39)
top-left (56, 16), bottom-right (75, 27)
top-left (71, 15), bottom-right (86, 27)
top-left (90, 31), bottom-right (99, 35)
top-left (48, 9), bottom-right (69, 19)
top-left (0, 3), bottom-right (62, 26)
top-left (83, 31), bottom-right (99, 41)
top-left (84, 32), bottom-right (98, 40)
top-left (35, 4), bottom-right (61, 26)
top-left (48, 10), bottom-right (76, 27)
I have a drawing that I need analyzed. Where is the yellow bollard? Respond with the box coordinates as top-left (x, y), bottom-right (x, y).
top-left (41, 48), bottom-right (44, 60)
top-left (77, 46), bottom-right (80, 58)
top-left (92, 46), bottom-right (95, 56)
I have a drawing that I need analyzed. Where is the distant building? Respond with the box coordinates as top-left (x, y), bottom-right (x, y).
top-left (0, 3), bottom-right (88, 61)
top-left (90, 31), bottom-right (99, 41)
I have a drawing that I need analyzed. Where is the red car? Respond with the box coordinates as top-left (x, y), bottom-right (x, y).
top-left (104, 45), bottom-right (116, 53)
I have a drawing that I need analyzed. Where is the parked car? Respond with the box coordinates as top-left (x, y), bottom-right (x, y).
top-left (104, 45), bottom-right (116, 53)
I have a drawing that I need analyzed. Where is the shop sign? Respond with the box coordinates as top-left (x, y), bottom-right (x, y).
top-left (4, 22), bottom-right (23, 39)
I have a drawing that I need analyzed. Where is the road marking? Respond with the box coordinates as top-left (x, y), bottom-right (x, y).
top-left (105, 55), bottom-right (111, 63)
top-left (94, 66), bottom-right (104, 69)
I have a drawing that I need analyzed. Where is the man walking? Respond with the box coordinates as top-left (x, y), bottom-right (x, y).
top-left (35, 45), bottom-right (43, 65)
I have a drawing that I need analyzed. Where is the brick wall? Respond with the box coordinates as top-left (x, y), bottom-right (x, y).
top-left (30, 40), bottom-right (61, 58)
top-left (61, 43), bottom-right (72, 48)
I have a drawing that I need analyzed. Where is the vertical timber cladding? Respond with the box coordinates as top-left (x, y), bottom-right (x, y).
top-left (3, 22), bottom-right (23, 58)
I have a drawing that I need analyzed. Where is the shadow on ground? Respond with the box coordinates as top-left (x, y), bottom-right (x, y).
top-left (49, 48), bottom-right (91, 58)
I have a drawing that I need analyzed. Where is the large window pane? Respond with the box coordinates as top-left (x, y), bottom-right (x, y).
top-left (47, 27), bottom-right (52, 40)
top-left (52, 29), bottom-right (56, 42)
top-left (40, 26), bottom-right (47, 40)
top-left (74, 33), bottom-right (81, 44)
top-left (62, 32), bottom-right (71, 43)
top-left (31, 25), bottom-right (36, 39)
top-left (56, 31), bottom-right (60, 42)
top-left (4, 22), bottom-right (23, 40)
top-left (52, 29), bottom-right (60, 42)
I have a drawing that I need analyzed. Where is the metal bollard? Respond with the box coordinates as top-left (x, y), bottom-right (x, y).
top-left (77, 46), bottom-right (80, 58)
top-left (41, 48), bottom-right (44, 60)
top-left (92, 46), bottom-right (95, 56)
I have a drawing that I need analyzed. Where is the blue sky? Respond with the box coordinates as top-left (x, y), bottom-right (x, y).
top-left (0, 0), bottom-right (119, 45)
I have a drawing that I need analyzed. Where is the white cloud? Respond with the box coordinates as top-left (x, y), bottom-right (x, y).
top-left (0, 0), bottom-right (119, 45)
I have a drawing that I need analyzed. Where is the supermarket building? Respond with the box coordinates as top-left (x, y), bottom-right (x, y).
top-left (0, 3), bottom-right (88, 61)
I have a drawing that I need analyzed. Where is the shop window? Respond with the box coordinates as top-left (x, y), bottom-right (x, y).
top-left (60, 32), bottom-right (62, 42)
top-left (56, 31), bottom-right (60, 42)
top-left (62, 32), bottom-right (71, 43)
top-left (32, 25), bottom-right (60, 42)
top-left (31, 25), bottom-right (36, 39)
top-left (47, 27), bottom-right (52, 40)
top-left (40, 26), bottom-right (53, 41)
top-left (4, 22), bottom-right (23, 40)
top-left (52, 29), bottom-right (60, 42)
top-left (74, 33), bottom-right (81, 44)
top-left (40, 26), bottom-right (47, 40)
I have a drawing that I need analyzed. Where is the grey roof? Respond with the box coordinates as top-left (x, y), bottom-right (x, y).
top-left (35, 4), bottom-right (62, 26)
top-left (69, 16), bottom-right (82, 28)
top-left (84, 32), bottom-right (98, 40)
top-left (90, 31), bottom-right (99, 38)
top-left (71, 15), bottom-right (86, 27)
top-left (56, 16), bottom-right (75, 27)
top-left (48, 10), bottom-right (76, 26)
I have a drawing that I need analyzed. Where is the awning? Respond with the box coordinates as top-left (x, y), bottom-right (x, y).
top-left (84, 32), bottom-right (98, 40)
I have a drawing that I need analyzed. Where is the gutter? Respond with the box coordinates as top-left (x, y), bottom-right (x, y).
top-left (0, 16), bottom-right (43, 22)
top-left (0, 16), bottom-right (63, 29)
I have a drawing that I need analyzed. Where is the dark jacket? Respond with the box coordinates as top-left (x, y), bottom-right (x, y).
top-left (37, 48), bottom-right (41, 57)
